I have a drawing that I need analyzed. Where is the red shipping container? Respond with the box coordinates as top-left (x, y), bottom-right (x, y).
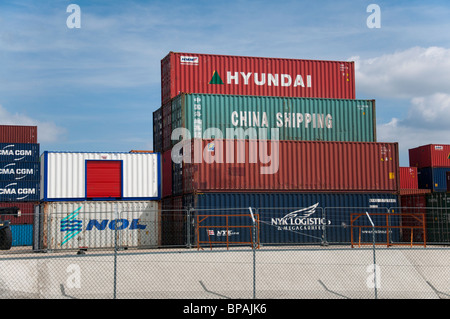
top-left (161, 52), bottom-right (355, 104)
top-left (162, 150), bottom-right (172, 198)
top-left (0, 125), bottom-right (37, 144)
top-left (399, 194), bottom-right (427, 242)
top-left (399, 167), bottom-right (418, 189)
top-left (180, 139), bottom-right (399, 193)
top-left (409, 144), bottom-right (450, 168)
top-left (0, 202), bottom-right (37, 225)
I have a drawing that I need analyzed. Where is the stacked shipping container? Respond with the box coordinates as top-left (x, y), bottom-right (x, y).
top-left (402, 144), bottom-right (450, 243)
top-left (0, 125), bottom-right (40, 247)
top-left (34, 151), bottom-right (162, 251)
top-left (409, 144), bottom-right (450, 192)
top-left (154, 52), bottom-right (402, 246)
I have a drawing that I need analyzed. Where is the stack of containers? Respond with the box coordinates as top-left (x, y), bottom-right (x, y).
top-left (407, 144), bottom-right (450, 242)
top-left (0, 125), bottom-right (40, 246)
top-left (154, 52), bottom-right (400, 246)
top-left (34, 151), bottom-right (162, 251)
top-left (398, 167), bottom-right (430, 242)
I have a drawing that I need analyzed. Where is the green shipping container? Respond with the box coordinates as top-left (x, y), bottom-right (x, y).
top-left (171, 93), bottom-right (376, 145)
top-left (426, 193), bottom-right (450, 243)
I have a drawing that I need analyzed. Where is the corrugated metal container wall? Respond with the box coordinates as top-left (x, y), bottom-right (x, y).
top-left (172, 161), bottom-right (183, 196)
top-left (40, 152), bottom-right (161, 201)
top-left (184, 192), bottom-right (400, 245)
top-left (181, 139), bottom-right (399, 193)
top-left (162, 101), bottom-right (172, 151)
top-left (10, 224), bottom-right (33, 246)
top-left (0, 181), bottom-right (39, 201)
top-left (152, 108), bottom-right (162, 153)
top-left (161, 52), bottom-right (356, 105)
top-left (162, 150), bottom-right (172, 198)
top-left (171, 93), bottom-right (376, 144)
top-left (0, 202), bottom-right (38, 224)
top-left (0, 162), bottom-right (40, 181)
top-left (409, 144), bottom-right (450, 168)
top-left (160, 196), bottom-right (185, 246)
top-left (399, 167), bottom-right (418, 189)
top-left (34, 201), bottom-right (161, 250)
top-left (399, 194), bottom-right (426, 242)
top-left (426, 193), bottom-right (450, 243)
top-left (417, 167), bottom-right (450, 192)
top-left (0, 125), bottom-right (37, 144)
top-left (0, 143), bottom-right (40, 162)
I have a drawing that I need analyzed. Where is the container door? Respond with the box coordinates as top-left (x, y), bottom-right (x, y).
top-left (86, 161), bottom-right (122, 199)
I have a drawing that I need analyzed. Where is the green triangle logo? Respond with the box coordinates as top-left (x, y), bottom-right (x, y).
top-left (209, 70), bottom-right (224, 85)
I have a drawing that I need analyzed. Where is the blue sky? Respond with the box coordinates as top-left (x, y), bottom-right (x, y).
top-left (1, 0), bottom-right (450, 166)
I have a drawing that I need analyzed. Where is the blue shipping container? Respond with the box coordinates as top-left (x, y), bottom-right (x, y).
top-left (10, 224), bottom-right (33, 246)
top-left (418, 167), bottom-right (450, 192)
top-left (182, 193), bottom-right (400, 245)
top-left (0, 143), bottom-right (40, 162)
top-left (0, 162), bottom-right (40, 181)
top-left (0, 181), bottom-right (39, 201)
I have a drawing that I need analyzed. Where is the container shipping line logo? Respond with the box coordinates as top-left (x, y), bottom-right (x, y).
top-left (180, 55), bottom-right (314, 88)
top-left (271, 203), bottom-right (331, 231)
top-left (208, 69), bottom-right (312, 88)
top-left (0, 182), bottom-right (36, 200)
top-left (60, 206), bottom-right (147, 246)
top-left (0, 163), bottom-right (36, 180)
top-left (0, 144), bottom-right (34, 161)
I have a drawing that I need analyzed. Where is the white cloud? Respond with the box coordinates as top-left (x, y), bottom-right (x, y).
top-left (408, 93), bottom-right (450, 129)
top-left (351, 46), bottom-right (450, 99)
top-left (0, 104), bottom-right (67, 143)
top-left (376, 93), bottom-right (450, 165)
top-left (352, 47), bottom-right (450, 165)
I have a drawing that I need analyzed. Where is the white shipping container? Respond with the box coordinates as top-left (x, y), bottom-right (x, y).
top-left (40, 151), bottom-right (161, 201)
top-left (34, 201), bottom-right (161, 250)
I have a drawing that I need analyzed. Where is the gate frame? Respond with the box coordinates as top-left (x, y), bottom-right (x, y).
top-left (195, 212), bottom-right (260, 250)
top-left (350, 211), bottom-right (426, 248)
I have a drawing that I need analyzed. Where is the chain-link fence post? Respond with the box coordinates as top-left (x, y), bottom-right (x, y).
top-left (365, 212), bottom-right (378, 299)
top-left (322, 207), bottom-right (328, 246)
top-left (249, 207), bottom-right (256, 299)
top-left (187, 208), bottom-right (192, 249)
top-left (113, 205), bottom-right (118, 299)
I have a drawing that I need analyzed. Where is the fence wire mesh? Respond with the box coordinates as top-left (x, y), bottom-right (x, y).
top-left (0, 208), bottom-right (449, 300)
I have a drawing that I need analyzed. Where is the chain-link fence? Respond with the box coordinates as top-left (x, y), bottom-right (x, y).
top-left (0, 207), bottom-right (449, 299)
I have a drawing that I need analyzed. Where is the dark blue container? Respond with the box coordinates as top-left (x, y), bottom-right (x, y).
top-left (0, 143), bottom-right (40, 162)
top-left (0, 181), bottom-right (39, 201)
top-left (418, 167), bottom-right (450, 192)
top-left (0, 162), bottom-right (40, 181)
top-left (183, 192), bottom-right (400, 245)
top-left (10, 224), bottom-right (33, 246)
